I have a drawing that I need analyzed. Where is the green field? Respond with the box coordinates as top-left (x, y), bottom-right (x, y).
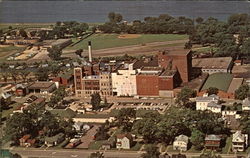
top-left (65, 34), bottom-right (188, 50)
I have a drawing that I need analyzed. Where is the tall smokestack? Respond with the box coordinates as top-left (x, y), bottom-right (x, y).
top-left (88, 41), bottom-right (92, 63)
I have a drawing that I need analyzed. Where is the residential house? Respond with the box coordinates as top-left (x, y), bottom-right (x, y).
top-left (116, 133), bottom-right (133, 149)
top-left (73, 122), bottom-right (84, 131)
top-left (196, 94), bottom-right (219, 111)
top-left (173, 134), bottom-right (189, 151)
top-left (242, 98), bottom-right (250, 111)
top-left (232, 131), bottom-right (248, 152)
top-left (45, 133), bottom-right (65, 147)
top-left (205, 135), bottom-right (221, 150)
top-left (19, 134), bottom-right (31, 147)
top-left (207, 102), bottom-right (222, 113)
top-left (101, 138), bottom-right (116, 150)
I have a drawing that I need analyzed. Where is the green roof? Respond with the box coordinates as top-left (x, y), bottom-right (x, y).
top-left (50, 108), bottom-right (76, 118)
top-left (201, 73), bottom-right (233, 92)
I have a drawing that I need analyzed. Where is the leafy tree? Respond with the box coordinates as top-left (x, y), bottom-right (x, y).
top-left (48, 46), bottom-right (62, 60)
top-left (4, 113), bottom-right (33, 144)
top-left (176, 87), bottom-right (196, 106)
top-left (59, 118), bottom-right (76, 138)
top-left (19, 29), bottom-right (28, 38)
top-left (89, 152), bottom-right (104, 158)
top-left (48, 86), bottom-right (66, 108)
top-left (235, 84), bottom-right (250, 100)
top-left (1, 72), bottom-right (10, 83)
top-left (240, 112), bottom-right (250, 135)
top-left (35, 67), bottom-right (49, 81)
top-left (133, 112), bottom-right (161, 143)
top-left (207, 87), bottom-right (219, 96)
top-left (10, 70), bottom-right (19, 83)
top-left (19, 70), bottom-right (30, 82)
top-left (91, 93), bottom-right (101, 110)
top-left (115, 108), bottom-right (136, 132)
top-left (196, 17), bottom-right (204, 24)
top-left (141, 144), bottom-right (160, 158)
top-left (108, 12), bottom-right (122, 23)
top-left (190, 129), bottom-right (205, 150)
top-left (241, 38), bottom-right (250, 57)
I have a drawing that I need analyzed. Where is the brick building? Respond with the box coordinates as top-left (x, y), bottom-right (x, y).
top-left (157, 49), bottom-right (192, 83)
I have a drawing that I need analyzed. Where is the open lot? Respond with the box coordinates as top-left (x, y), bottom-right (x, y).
top-left (65, 33), bottom-right (188, 51)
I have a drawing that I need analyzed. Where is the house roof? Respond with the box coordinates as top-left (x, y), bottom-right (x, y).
top-left (174, 135), bottom-right (188, 143)
top-left (205, 134), bottom-right (221, 141)
top-left (20, 134), bottom-right (31, 141)
top-left (243, 97), bottom-right (250, 107)
top-left (201, 73), bottom-right (233, 92)
top-left (196, 95), bottom-right (219, 102)
top-left (192, 57), bottom-right (232, 69)
top-left (207, 102), bottom-right (221, 108)
top-left (116, 133), bottom-right (133, 140)
top-left (232, 131), bottom-right (245, 142)
top-left (1, 92), bottom-right (12, 99)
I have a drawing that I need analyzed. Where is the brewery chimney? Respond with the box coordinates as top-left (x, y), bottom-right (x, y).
top-left (88, 41), bottom-right (92, 63)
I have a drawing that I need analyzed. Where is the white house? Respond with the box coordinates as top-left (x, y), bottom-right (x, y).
top-left (73, 122), bottom-right (84, 131)
top-left (232, 131), bottom-right (248, 152)
top-left (242, 97), bottom-right (250, 111)
top-left (173, 135), bottom-right (189, 151)
top-left (112, 63), bottom-right (137, 96)
top-left (207, 102), bottom-right (222, 113)
top-left (116, 133), bottom-right (133, 149)
top-left (196, 94), bottom-right (220, 112)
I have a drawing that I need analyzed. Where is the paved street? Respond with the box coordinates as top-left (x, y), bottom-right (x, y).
top-left (10, 148), bottom-right (247, 158)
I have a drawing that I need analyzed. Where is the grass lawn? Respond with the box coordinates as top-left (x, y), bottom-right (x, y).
top-left (88, 140), bottom-right (106, 150)
top-left (222, 136), bottom-right (232, 154)
top-left (130, 142), bottom-right (143, 151)
top-left (1, 102), bottom-right (20, 119)
top-left (0, 46), bottom-right (25, 57)
top-left (65, 34), bottom-right (188, 51)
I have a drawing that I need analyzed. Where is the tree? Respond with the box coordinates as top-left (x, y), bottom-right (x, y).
top-left (10, 70), bottom-right (19, 83)
top-left (190, 129), bottom-right (205, 150)
top-left (19, 70), bottom-right (30, 82)
top-left (240, 112), bottom-right (250, 135)
top-left (141, 144), bottom-right (160, 158)
top-left (35, 67), bottom-right (49, 81)
top-left (235, 84), bottom-right (250, 100)
top-left (133, 112), bottom-right (161, 143)
top-left (89, 152), bottom-right (104, 158)
top-left (91, 93), bottom-right (101, 110)
top-left (48, 86), bottom-right (67, 108)
top-left (48, 46), bottom-right (62, 60)
top-left (176, 87), bottom-right (196, 106)
top-left (241, 38), bottom-right (250, 57)
top-left (19, 29), bottom-right (28, 38)
top-left (115, 108), bottom-right (136, 132)
top-left (196, 17), bottom-right (204, 24)
top-left (207, 87), bottom-right (219, 96)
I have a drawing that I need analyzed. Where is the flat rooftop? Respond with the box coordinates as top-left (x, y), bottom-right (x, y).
top-left (193, 57), bottom-right (232, 69)
top-left (227, 78), bottom-right (243, 93)
top-left (28, 82), bottom-right (55, 89)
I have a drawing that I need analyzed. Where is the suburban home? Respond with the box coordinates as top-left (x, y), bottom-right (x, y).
top-left (232, 131), bottom-right (248, 152)
top-left (15, 84), bottom-right (28, 96)
top-left (116, 133), bottom-right (133, 149)
top-left (206, 102), bottom-right (222, 113)
top-left (0, 91), bottom-right (12, 106)
top-left (27, 81), bottom-right (57, 94)
top-left (45, 133), bottom-right (65, 147)
top-left (242, 97), bottom-right (250, 111)
top-left (196, 94), bottom-right (219, 111)
top-left (173, 134), bottom-right (189, 151)
top-left (205, 134), bottom-right (221, 150)
top-left (19, 134), bottom-right (31, 147)
top-left (101, 138), bottom-right (116, 150)
top-left (73, 122), bottom-right (84, 131)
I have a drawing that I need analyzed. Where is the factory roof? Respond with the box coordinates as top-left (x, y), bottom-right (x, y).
top-left (192, 57), bottom-right (232, 69)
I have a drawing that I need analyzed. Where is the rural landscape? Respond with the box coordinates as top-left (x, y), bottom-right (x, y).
top-left (1, 1), bottom-right (250, 158)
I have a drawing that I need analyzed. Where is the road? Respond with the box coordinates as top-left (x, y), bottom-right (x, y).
top-left (10, 148), bottom-right (247, 158)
